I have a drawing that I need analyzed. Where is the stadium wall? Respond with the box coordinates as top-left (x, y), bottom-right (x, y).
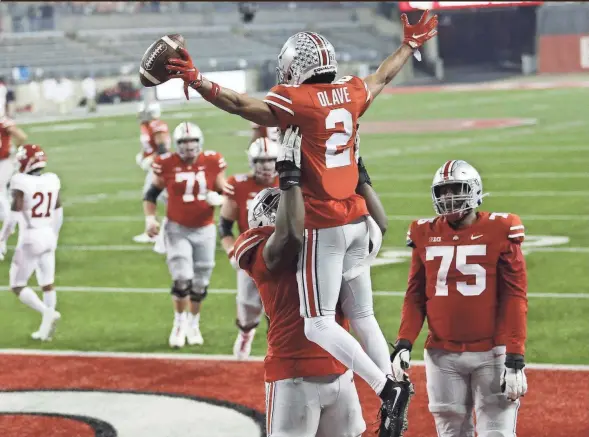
top-left (537, 3), bottom-right (589, 74)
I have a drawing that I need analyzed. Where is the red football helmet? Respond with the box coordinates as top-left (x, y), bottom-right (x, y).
top-left (16, 144), bottom-right (47, 174)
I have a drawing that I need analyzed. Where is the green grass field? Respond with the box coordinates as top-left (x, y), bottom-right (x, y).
top-left (1, 83), bottom-right (588, 365)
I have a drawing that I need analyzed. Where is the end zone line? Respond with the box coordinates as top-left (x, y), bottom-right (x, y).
top-left (1, 286), bottom-right (587, 298)
top-left (0, 349), bottom-right (587, 372)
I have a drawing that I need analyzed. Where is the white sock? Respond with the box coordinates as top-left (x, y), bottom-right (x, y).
top-left (350, 315), bottom-right (392, 376)
top-left (18, 287), bottom-right (47, 314)
top-left (189, 312), bottom-right (200, 328)
top-left (304, 315), bottom-right (387, 395)
top-left (43, 290), bottom-right (57, 310)
top-left (174, 311), bottom-right (186, 325)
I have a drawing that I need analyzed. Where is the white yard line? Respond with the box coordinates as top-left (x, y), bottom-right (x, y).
top-left (1, 286), bottom-right (587, 298)
top-left (0, 349), bottom-right (587, 371)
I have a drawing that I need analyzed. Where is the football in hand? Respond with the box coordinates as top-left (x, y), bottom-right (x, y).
top-left (139, 34), bottom-right (185, 87)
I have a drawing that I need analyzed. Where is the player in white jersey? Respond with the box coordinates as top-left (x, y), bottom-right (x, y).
top-left (0, 144), bottom-right (63, 341)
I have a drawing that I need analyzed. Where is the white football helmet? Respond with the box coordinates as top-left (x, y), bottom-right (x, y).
top-left (277, 32), bottom-right (337, 85)
top-left (248, 187), bottom-right (281, 229)
top-left (432, 160), bottom-right (485, 218)
top-left (173, 122), bottom-right (203, 161)
top-left (248, 137), bottom-right (279, 182)
top-left (137, 101), bottom-right (161, 122)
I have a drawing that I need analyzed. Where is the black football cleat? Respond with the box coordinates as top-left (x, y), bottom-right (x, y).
top-left (377, 376), bottom-right (415, 437)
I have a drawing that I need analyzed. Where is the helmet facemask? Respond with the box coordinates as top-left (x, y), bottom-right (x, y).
top-left (176, 138), bottom-right (201, 162)
top-left (432, 181), bottom-right (475, 221)
top-left (248, 188), bottom-right (281, 229)
top-left (253, 158), bottom-right (277, 184)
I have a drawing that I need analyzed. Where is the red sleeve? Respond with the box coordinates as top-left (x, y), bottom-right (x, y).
top-left (264, 85), bottom-right (294, 130)
top-left (223, 175), bottom-right (237, 201)
top-left (507, 214), bottom-right (525, 244)
top-left (151, 154), bottom-right (168, 176)
top-left (354, 76), bottom-right (373, 117)
top-left (234, 229), bottom-right (267, 274)
top-left (216, 152), bottom-right (227, 172)
top-left (397, 248), bottom-right (427, 343)
top-left (496, 241), bottom-right (528, 355)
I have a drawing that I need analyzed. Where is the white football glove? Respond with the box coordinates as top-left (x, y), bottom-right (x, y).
top-left (0, 240), bottom-right (6, 261)
top-left (278, 125), bottom-right (301, 169)
top-left (229, 255), bottom-right (238, 270)
top-left (391, 339), bottom-right (412, 381)
top-left (205, 191), bottom-right (224, 207)
top-left (501, 354), bottom-right (528, 401)
top-left (145, 215), bottom-right (160, 238)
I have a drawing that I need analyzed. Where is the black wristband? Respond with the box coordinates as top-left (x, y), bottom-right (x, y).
top-left (276, 160), bottom-right (301, 190)
top-left (357, 156), bottom-right (372, 187)
top-left (394, 338), bottom-right (413, 352)
top-left (505, 353), bottom-right (525, 370)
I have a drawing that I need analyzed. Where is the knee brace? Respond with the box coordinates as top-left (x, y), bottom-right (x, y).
top-left (190, 285), bottom-right (208, 302)
top-left (171, 280), bottom-right (191, 299)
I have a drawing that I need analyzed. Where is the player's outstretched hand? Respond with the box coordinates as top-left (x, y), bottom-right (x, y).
top-left (166, 47), bottom-right (203, 100)
top-left (401, 9), bottom-right (438, 50)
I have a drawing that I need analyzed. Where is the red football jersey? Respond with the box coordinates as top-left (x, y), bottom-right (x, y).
top-left (223, 173), bottom-right (279, 234)
top-left (0, 116), bottom-right (15, 159)
top-left (140, 119), bottom-right (170, 158)
top-left (235, 226), bottom-right (347, 382)
top-left (264, 76), bottom-right (372, 229)
top-left (398, 211), bottom-right (528, 355)
top-left (152, 151), bottom-right (226, 228)
top-left (251, 122), bottom-right (281, 143)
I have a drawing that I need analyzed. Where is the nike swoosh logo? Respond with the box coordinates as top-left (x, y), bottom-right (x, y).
top-left (391, 386), bottom-right (402, 411)
top-left (471, 234), bottom-right (483, 240)
top-left (412, 32), bottom-right (427, 39)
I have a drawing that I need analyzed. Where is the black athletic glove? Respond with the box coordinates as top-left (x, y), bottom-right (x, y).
top-left (357, 156), bottom-right (372, 187)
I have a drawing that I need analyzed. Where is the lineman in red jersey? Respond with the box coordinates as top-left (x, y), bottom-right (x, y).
top-left (166, 10), bottom-right (437, 422)
top-left (219, 136), bottom-right (279, 360)
top-left (133, 102), bottom-right (171, 246)
top-left (0, 116), bottom-right (27, 222)
top-left (143, 121), bottom-right (226, 349)
top-left (390, 160), bottom-right (528, 437)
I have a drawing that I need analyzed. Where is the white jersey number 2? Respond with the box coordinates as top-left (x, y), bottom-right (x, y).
top-left (325, 108), bottom-right (353, 169)
top-left (31, 192), bottom-right (53, 218)
top-left (426, 245), bottom-right (487, 296)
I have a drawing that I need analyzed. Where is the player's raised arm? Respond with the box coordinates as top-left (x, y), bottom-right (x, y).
top-left (263, 126), bottom-right (304, 272)
top-left (364, 10), bottom-right (438, 99)
top-left (166, 49), bottom-right (279, 127)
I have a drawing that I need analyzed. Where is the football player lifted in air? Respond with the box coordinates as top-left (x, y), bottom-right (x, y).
top-left (0, 144), bottom-right (63, 341)
top-left (166, 10), bottom-right (437, 435)
top-left (133, 101), bottom-right (170, 250)
top-left (142, 121), bottom-right (227, 348)
top-left (0, 115), bottom-right (28, 223)
top-left (219, 136), bottom-right (279, 360)
top-left (235, 126), bottom-right (396, 437)
top-left (391, 160), bottom-right (528, 437)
